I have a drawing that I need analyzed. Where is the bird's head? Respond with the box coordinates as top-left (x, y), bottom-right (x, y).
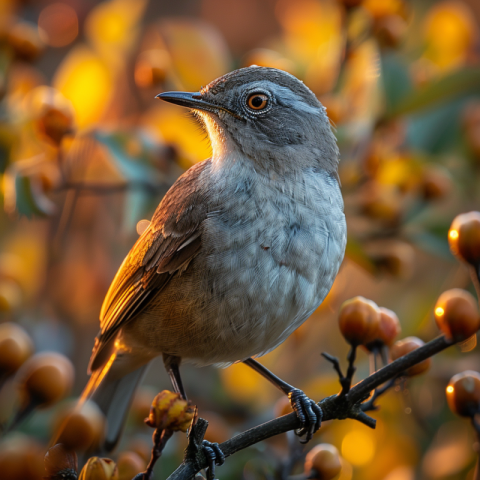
top-left (157, 66), bottom-right (339, 176)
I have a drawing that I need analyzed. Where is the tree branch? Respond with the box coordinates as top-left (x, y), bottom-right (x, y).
top-left (166, 335), bottom-right (454, 480)
top-left (55, 181), bottom-right (168, 195)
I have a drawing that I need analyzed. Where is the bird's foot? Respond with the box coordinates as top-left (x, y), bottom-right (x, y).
top-left (202, 439), bottom-right (225, 480)
top-left (288, 388), bottom-right (323, 443)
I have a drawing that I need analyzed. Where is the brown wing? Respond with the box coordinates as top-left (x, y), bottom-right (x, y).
top-left (88, 160), bottom-right (211, 372)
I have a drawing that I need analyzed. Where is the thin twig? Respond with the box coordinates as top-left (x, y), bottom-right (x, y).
top-left (166, 335), bottom-right (454, 480)
top-left (143, 428), bottom-right (174, 480)
top-left (361, 378), bottom-right (397, 412)
top-left (56, 181), bottom-right (167, 195)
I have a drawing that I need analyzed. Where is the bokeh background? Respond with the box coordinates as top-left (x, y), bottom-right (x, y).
top-left (0, 0), bottom-right (480, 478)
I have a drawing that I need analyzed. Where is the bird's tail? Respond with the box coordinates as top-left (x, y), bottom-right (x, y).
top-left (79, 353), bottom-right (148, 452)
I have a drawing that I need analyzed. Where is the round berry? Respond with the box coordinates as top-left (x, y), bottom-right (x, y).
top-left (434, 288), bottom-right (480, 342)
top-left (446, 370), bottom-right (480, 417)
top-left (390, 337), bottom-right (431, 376)
top-left (448, 212), bottom-right (480, 266)
top-left (339, 296), bottom-right (380, 346)
top-left (304, 443), bottom-right (342, 480)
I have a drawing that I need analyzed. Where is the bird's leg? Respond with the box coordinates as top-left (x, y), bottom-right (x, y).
top-left (163, 354), bottom-right (188, 400)
top-left (243, 358), bottom-right (322, 443)
top-left (162, 354), bottom-right (224, 479)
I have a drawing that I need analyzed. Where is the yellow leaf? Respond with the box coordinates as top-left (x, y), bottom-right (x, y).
top-left (53, 46), bottom-right (112, 128)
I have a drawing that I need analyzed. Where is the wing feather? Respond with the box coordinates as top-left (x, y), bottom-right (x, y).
top-left (88, 160), bottom-right (211, 372)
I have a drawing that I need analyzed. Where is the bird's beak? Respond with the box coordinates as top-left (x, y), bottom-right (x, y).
top-left (156, 91), bottom-right (242, 119)
top-left (156, 91), bottom-right (205, 109)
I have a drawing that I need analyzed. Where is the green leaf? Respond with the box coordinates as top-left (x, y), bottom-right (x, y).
top-left (95, 131), bottom-right (162, 186)
top-left (4, 161), bottom-right (56, 217)
top-left (386, 66), bottom-right (480, 118)
top-left (381, 53), bottom-right (413, 115)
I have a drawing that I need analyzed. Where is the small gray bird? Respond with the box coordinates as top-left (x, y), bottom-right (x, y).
top-left (82, 66), bottom-right (346, 461)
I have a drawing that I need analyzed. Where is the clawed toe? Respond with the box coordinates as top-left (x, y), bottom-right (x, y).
top-left (202, 439), bottom-right (225, 480)
top-left (288, 389), bottom-right (323, 443)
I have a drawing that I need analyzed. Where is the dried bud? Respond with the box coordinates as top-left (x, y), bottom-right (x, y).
top-left (78, 457), bottom-right (118, 480)
top-left (53, 400), bottom-right (105, 451)
top-left (434, 289), bottom-right (480, 342)
top-left (304, 443), bottom-right (342, 480)
top-left (448, 212), bottom-right (480, 266)
top-left (145, 390), bottom-right (194, 432)
top-left (44, 444), bottom-right (78, 480)
top-left (390, 337), bottom-right (431, 376)
top-left (446, 370), bottom-right (480, 417)
top-left (338, 296), bottom-right (380, 346)
top-left (30, 86), bottom-right (75, 146)
top-left (117, 452), bottom-right (145, 480)
top-left (365, 307), bottom-right (401, 349)
top-left (16, 352), bottom-right (74, 408)
top-left (0, 322), bottom-right (33, 377)
top-left (7, 22), bottom-right (45, 62)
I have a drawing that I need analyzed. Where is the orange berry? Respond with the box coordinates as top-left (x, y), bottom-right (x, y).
top-left (449, 212), bottom-right (480, 266)
top-left (370, 240), bottom-right (415, 279)
top-left (304, 443), bottom-right (342, 480)
top-left (117, 452), bottom-right (145, 480)
top-left (390, 337), bottom-right (431, 376)
top-left (78, 457), bottom-right (118, 480)
top-left (30, 87), bottom-right (75, 145)
top-left (434, 289), bottom-right (480, 342)
top-left (338, 296), bottom-right (380, 346)
top-left (44, 444), bottom-right (78, 480)
top-left (420, 166), bottom-right (452, 201)
top-left (374, 15), bottom-right (407, 48)
top-left (126, 438), bottom-right (151, 464)
top-left (7, 22), bottom-right (45, 62)
top-left (130, 385), bottom-right (157, 427)
top-left (0, 434), bottom-right (45, 480)
top-left (53, 400), bottom-right (105, 451)
top-left (338, 0), bottom-right (363, 8)
top-left (145, 390), bottom-right (194, 432)
top-left (365, 307), bottom-right (401, 349)
top-left (134, 50), bottom-right (170, 88)
top-left (16, 352), bottom-right (74, 408)
top-left (0, 322), bottom-right (33, 376)
top-left (446, 370), bottom-right (480, 417)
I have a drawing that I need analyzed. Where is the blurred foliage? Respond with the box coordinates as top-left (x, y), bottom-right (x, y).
top-left (0, 0), bottom-right (479, 479)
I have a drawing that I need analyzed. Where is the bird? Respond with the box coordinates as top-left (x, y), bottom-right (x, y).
top-left (81, 66), bottom-right (347, 463)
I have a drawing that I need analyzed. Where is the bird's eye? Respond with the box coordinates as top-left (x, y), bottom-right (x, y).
top-left (246, 93), bottom-right (269, 111)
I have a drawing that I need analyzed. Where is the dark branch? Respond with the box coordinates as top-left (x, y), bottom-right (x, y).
top-left (56, 181), bottom-right (168, 195)
top-left (166, 335), bottom-right (454, 480)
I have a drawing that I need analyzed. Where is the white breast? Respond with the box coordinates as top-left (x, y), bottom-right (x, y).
top-left (198, 157), bottom-right (346, 366)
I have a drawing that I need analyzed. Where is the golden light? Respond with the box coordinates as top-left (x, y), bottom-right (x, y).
top-left (38, 3), bottom-right (78, 47)
top-left (136, 220), bottom-right (150, 236)
top-left (435, 307), bottom-right (445, 317)
top-left (85, 0), bottom-right (148, 54)
top-left (446, 385), bottom-right (454, 393)
top-left (449, 230), bottom-right (459, 240)
top-left (53, 46), bottom-right (111, 128)
top-left (341, 429), bottom-right (376, 466)
top-left (424, 2), bottom-right (476, 70)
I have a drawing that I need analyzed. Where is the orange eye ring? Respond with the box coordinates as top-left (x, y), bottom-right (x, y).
top-left (246, 93), bottom-right (269, 110)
